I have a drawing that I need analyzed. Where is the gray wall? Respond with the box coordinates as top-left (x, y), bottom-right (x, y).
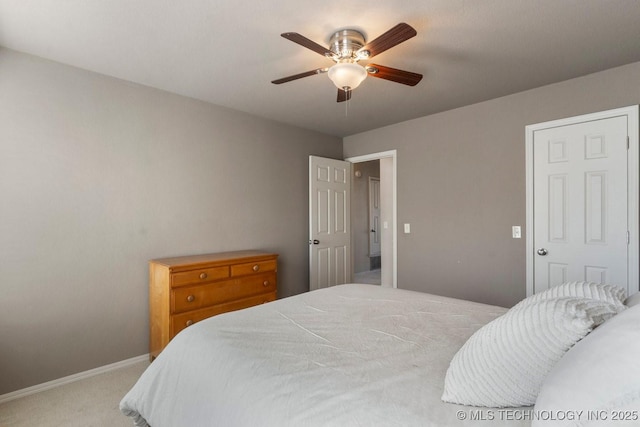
top-left (0, 48), bottom-right (342, 395)
top-left (344, 61), bottom-right (640, 309)
top-left (352, 161), bottom-right (380, 274)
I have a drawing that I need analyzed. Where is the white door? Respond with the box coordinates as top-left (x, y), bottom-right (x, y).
top-left (309, 156), bottom-right (351, 290)
top-left (531, 115), bottom-right (629, 294)
top-left (368, 177), bottom-right (381, 257)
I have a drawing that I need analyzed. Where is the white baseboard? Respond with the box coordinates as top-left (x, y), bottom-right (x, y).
top-left (0, 354), bottom-right (149, 405)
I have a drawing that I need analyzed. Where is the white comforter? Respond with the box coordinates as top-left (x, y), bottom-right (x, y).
top-left (121, 284), bottom-right (530, 426)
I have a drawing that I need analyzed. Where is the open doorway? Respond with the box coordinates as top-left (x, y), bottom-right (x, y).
top-left (346, 150), bottom-right (397, 288)
top-left (352, 160), bottom-right (381, 285)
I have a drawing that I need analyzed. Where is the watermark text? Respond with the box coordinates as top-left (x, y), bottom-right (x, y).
top-left (455, 409), bottom-right (639, 422)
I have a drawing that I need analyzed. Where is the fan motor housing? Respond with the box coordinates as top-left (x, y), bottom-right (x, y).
top-left (329, 29), bottom-right (366, 61)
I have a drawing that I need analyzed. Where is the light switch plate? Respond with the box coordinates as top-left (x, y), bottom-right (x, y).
top-left (512, 226), bottom-right (522, 239)
top-left (404, 223), bottom-right (411, 234)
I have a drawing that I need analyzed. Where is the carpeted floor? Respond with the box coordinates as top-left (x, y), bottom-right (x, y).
top-left (0, 360), bottom-right (149, 427)
top-left (353, 269), bottom-right (381, 285)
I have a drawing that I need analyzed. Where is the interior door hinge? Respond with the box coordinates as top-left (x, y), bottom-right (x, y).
top-left (628, 230), bottom-right (631, 244)
top-left (628, 136), bottom-right (630, 150)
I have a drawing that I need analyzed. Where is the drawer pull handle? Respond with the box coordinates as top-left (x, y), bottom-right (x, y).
top-left (263, 280), bottom-right (269, 287)
top-left (187, 295), bottom-right (195, 302)
top-left (252, 265), bottom-right (260, 272)
top-left (199, 273), bottom-right (208, 280)
top-left (185, 320), bottom-right (193, 327)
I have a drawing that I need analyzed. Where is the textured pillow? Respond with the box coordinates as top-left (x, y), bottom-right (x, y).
top-left (516, 281), bottom-right (626, 311)
top-left (441, 297), bottom-right (619, 407)
top-left (533, 305), bottom-right (640, 427)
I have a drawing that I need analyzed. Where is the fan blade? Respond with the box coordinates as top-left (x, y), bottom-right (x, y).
top-left (281, 32), bottom-right (334, 57)
top-left (271, 68), bottom-right (328, 84)
top-left (337, 89), bottom-right (352, 103)
top-left (365, 64), bottom-right (422, 86)
top-left (358, 23), bottom-right (417, 58)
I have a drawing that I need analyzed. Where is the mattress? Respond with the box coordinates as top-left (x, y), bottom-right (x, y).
top-left (121, 284), bottom-right (531, 426)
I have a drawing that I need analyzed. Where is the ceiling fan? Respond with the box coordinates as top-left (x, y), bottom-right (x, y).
top-left (271, 23), bottom-right (423, 102)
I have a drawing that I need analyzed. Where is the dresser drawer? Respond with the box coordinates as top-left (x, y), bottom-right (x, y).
top-left (231, 259), bottom-right (277, 277)
top-left (171, 292), bottom-right (277, 336)
top-left (171, 265), bottom-right (229, 288)
top-left (172, 272), bottom-right (276, 313)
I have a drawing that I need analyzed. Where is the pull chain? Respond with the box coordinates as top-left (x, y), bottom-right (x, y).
top-left (345, 93), bottom-right (348, 117)
top-left (345, 88), bottom-right (351, 117)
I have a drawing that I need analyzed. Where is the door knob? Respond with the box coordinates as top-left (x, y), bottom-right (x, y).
top-left (537, 248), bottom-right (548, 256)
top-left (311, 239), bottom-right (320, 245)
top-left (370, 229), bottom-right (376, 232)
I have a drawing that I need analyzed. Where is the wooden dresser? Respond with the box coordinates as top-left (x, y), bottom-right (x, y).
top-left (149, 250), bottom-right (278, 360)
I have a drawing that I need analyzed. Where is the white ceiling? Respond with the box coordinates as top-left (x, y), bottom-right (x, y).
top-left (1, 0), bottom-right (640, 137)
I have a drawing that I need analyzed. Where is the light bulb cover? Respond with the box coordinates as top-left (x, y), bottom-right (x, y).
top-left (328, 62), bottom-right (367, 90)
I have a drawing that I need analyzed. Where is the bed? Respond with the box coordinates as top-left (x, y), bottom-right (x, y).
top-left (120, 283), bottom-right (640, 426)
top-left (120, 284), bottom-right (530, 426)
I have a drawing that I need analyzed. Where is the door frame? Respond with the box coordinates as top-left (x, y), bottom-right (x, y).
top-left (525, 105), bottom-right (639, 297)
top-left (345, 150), bottom-right (397, 288)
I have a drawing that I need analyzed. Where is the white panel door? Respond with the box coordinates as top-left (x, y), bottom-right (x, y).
top-left (368, 177), bottom-right (381, 257)
top-left (533, 116), bottom-right (628, 293)
top-left (309, 156), bottom-right (351, 291)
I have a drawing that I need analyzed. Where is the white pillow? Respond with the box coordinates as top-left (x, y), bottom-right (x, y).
top-left (516, 281), bottom-right (627, 310)
top-left (534, 305), bottom-right (640, 426)
top-left (441, 297), bottom-right (619, 408)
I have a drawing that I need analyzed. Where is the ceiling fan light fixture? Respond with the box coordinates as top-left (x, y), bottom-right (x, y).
top-left (328, 62), bottom-right (367, 91)
top-left (274, 23), bottom-right (422, 102)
